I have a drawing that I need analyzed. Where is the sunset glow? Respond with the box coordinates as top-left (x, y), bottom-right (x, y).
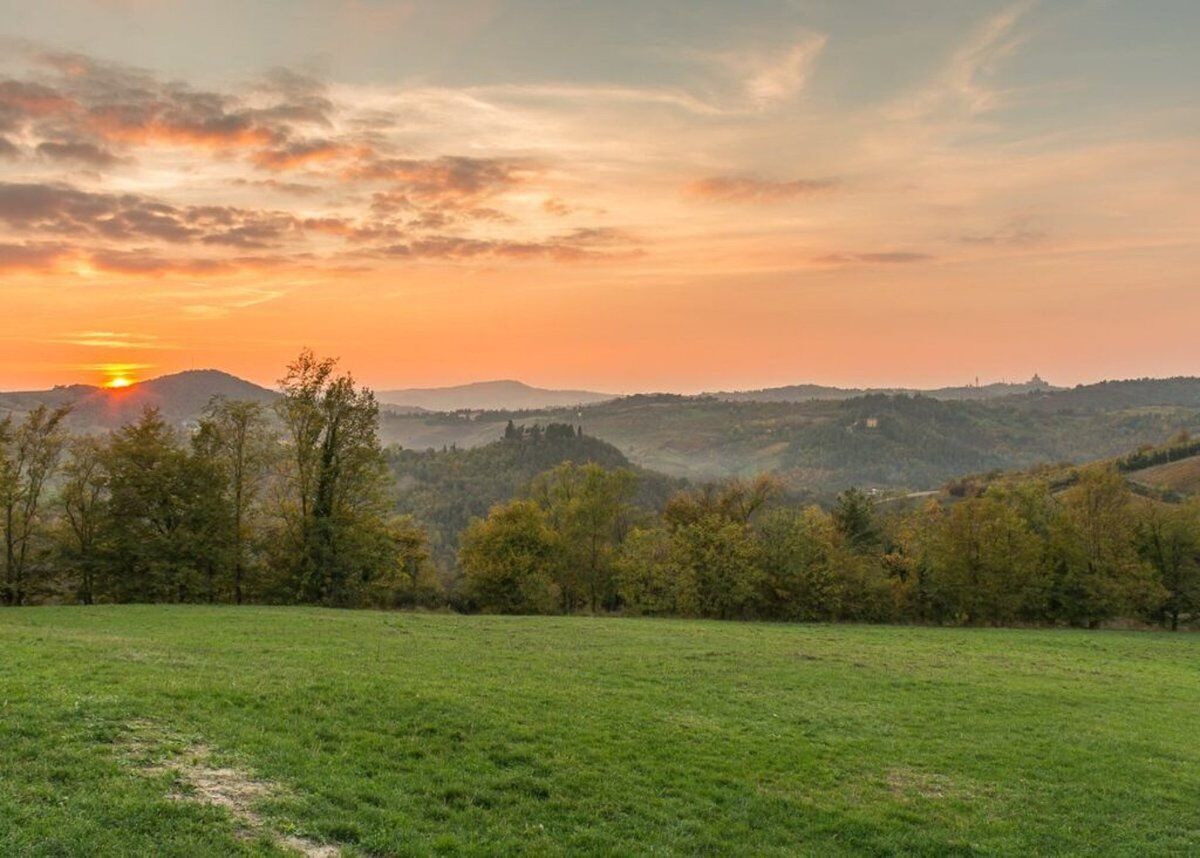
top-left (0, 1), bottom-right (1196, 392)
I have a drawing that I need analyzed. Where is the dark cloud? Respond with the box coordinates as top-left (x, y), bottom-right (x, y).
top-left (0, 136), bottom-right (18, 158)
top-left (0, 79), bottom-right (73, 131)
top-left (252, 138), bottom-right (359, 170)
top-left (0, 182), bottom-right (302, 248)
top-left (349, 156), bottom-right (532, 200)
top-left (0, 50), bottom-right (342, 172)
top-left (0, 240), bottom-right (68, 270)
top-left (687, 175), bottom-right (837, 203)
top-left (36, 140), bottom-right (122, 166)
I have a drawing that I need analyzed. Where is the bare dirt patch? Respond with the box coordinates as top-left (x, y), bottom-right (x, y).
top-left (121, 723), bottom-right (338, 857)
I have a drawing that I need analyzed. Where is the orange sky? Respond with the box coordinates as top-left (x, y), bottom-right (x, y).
top-left (1, 2), bottom-right (1197, 392)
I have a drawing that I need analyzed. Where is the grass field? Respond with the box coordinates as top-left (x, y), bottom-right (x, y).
top-left (2, 608), bottom-right (1198, 856)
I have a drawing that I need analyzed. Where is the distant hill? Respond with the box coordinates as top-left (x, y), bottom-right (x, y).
top-left (0, 370), bottom-right (276, 431)
top-left (377, 380), bottom-right (614, 412)
top-left (387, 422), bottom-right (680, 569)
top-left (714, 374), bottom-right (1058, 403)
top-left (378, 378), bottom-right (1200, 494)
top-left (1007, 377), bottom-right (1200, 413)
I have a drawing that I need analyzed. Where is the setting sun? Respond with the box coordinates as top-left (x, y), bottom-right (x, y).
top-left (104, 375), bottom-right (134, 389)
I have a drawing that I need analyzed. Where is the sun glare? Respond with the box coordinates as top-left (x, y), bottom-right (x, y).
top-left (105, 375), bottom-right (134, 389)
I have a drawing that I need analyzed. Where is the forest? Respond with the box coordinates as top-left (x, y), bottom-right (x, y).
top-left (2, 351), bottom-right (1198, 630)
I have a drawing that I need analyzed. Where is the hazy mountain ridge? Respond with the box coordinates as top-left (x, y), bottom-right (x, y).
top-left (6, 370), bottom-right (1200, 496)
top-left (380, 378), bottom-right (1200, 493)
top-left (713, 374), bottom-right (1058, 403)
top-left (0, 370), bottom-right (275, 431)
top-left (378, 380), bottom-right (614, 412)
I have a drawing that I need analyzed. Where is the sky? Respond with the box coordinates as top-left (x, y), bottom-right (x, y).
top-left (0, 0), bottom-right (1196, 393)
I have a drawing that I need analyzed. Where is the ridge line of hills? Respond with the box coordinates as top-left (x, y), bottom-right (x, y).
top-left (4, 369), bottom-right (1200, 495)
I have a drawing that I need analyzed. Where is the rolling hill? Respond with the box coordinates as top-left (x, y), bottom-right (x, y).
top-left (0, 370), bottom-right (276, 431)
top-left (388, 422), bottom-right (681, 569)
top-left (714, 374), bottom-right (1058, 403)
top-left (1126, 453), bottom-right (1200, 497)
top-left (380, 379), bottom-right (1200, 494)
top-left (377, 380), bottom-right (614, 412)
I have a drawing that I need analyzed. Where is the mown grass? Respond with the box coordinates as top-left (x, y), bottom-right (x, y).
top-left (1, 607), bottom-right (1198, 856)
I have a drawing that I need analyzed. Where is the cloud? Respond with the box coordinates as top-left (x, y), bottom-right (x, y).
top-left (36, 140), bottom-right (122, 166)
top-left (815, 251), bottom-right (933, 265)
top-left (0, 182), bottom-right (303, 248)
top-left (372, 226), bottom-right (639, 263)
top-left (685, 175), bottom-right (837, 203)
top-left (709, 33), bottom-right (827, 109)
top-left (0, 136), bottom-right (18, 158)
top-left (890, 1), bottom-right (1033, 121)
top-left (348, 155), bottom-right (534, 200)
top-left (0, 240), bottom-right (69, 270)
top-left (55, 331), bottom-right (163, 349)
top-left (960, 218), bottom-right (1046, 247)
top-left (251, 138), bottom-right (363, 170)
top-left (0, 48), bottom-right (343, 174)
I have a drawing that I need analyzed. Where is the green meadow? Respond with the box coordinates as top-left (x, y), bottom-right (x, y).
top-left (1, 607), bottom-right (1198, 856)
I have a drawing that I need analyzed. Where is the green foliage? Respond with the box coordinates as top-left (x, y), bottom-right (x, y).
top-left (274, 349), bottom-right (396, 606)
top-left (103, 409), bottom-right (227, 603)
top-left (388, 423), bottom-right (677, 573)
top-left (460, 500), bottom-right (559, 614)
top-left (0, 404), bottom-right (71, 605)
top-left (526, 461), bottom-right (638, 612)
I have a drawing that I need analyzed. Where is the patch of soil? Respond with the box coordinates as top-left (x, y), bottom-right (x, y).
top-left (121, 724), bottom-right (338, 857)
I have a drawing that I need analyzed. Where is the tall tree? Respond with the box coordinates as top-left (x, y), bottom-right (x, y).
top-left (1134, 501), bottom-right (1200, 630)
top-left (0, 405), bottom-right (71, 605)
top-left (55, 436), bottom-right (110, 605)
top-left (528, 462), bottom-right (637, 612)
top-left (275, 349), bottom-right (395, 606)
top-left (1050, 468), bottom-right (1160, 626)
top-left (194, 399), bottom-right (273, 604)
top-left (105, 408), bottom-right (224, 603)
top-left (460, 499), bottom-right (559, 614)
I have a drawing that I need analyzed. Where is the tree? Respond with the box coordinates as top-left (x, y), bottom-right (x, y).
top-left (460, 500), bottom-right (558, 614)
top-left (671, 515), bottom-right (763, 620)
top-left (275, 349), bottom-right (396, 606)
top-left (194, 399), bottom-right (273, 604)
top-left (832, 488), bottom-right (878, 552)
top-left (1134, 501), bottom-right (1200, 630)
top-left (615, 526), bottom-right (679, 615)
top-left (0, 405), bottom-right (71, 605)
top-left (104, 408), bottom-right (224, 603)
top-left (527, 462), bottom-right (637, 612)
top-left (927, 489), bottom-right (1042, 625)
top-left (1050, 468), bottom-right (1160, 626)
top-left (663, 475), bottom-right (779, 529)
top-left (55, 436), bottom-right (110, 605)
top-left (757, 506), bottom-right (841, 620)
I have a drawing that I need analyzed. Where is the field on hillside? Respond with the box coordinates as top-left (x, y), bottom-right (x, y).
top-left (2, 609), bottom-right (1198, 856)
top-left (1129, 453), bottom-right (1200, 496)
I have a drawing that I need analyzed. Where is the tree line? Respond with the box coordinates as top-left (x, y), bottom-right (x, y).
top-left (459, 467), bottom-right (1200, 629)
top-left (3, 352), bottom-right (1198, 629)
top-left (1, 351), bottom-right (437, 609)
